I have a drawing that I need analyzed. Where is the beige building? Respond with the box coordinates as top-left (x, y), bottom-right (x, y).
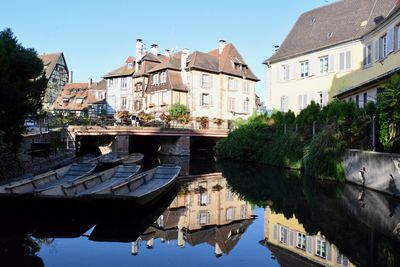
top-left (333, 4), bottom-right (400, 104)
top-left (105, 39), bottom-right (259, 121)
top-left (132, 174), bottom-right (254, 257)
top-left (263, 0), bottom-right (398, 113)
top-left (263, 207), bottom-right (355, 267)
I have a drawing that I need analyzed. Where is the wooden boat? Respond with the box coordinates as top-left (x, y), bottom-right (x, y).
top-left (99, 153), bottom-right (144, 166)
top-left (38, 164), bottom-right (141, 197)
top-left (0, 163), bottom-right (97, 195)
top-left (81, 165), bottom-right (181, 205)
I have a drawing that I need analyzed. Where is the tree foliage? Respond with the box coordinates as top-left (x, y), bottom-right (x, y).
top-left (0, 28), bottom-right (47, 151)
top-left (378, 74), bottom-right (400, 151)
top-left (167, 103), bottom-right (189, 120)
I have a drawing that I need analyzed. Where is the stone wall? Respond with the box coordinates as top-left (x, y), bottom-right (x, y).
top-left (159, 136), bottom-right (190, 156)
top-left (344, 149), bottom-right (400, 198)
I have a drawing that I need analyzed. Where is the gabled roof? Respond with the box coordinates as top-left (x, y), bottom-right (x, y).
top-left (186, 44), bottom-right (259, 81)
top-left (265, 0), bottom-right (397, 63)
top-left (148, 52), bottom-right (183, 73)
top-left (53, 83), bottom-right (89, 111)
top-left (140, 53), bottom-right (166, 63)
top-left (103, 64), bottom-right (135, 78)
top-left (39, 52), bottom-right (67, 79)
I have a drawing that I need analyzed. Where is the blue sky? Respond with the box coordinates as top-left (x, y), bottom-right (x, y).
top-left (1, 0), bottom-right (331, 102)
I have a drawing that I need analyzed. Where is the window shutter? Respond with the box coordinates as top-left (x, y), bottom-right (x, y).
top-left (298, 95), bottom-right (302, 111)
top-left (273, 224), bottom-right (278, 240)
top-left (388, 27), bottom-right (395, 53)
top-left (199, 74), bottom-right (203, 88)
top-left (197, 212), bottom-right (200, 224)
top-left (234, 79), bottom-right (238, 90)
top-left (329, 55), bottom-right (335, 72)
top-left (345, 51), bottom-right (352, 69)
top-left (375, 39), bottom-right (380, 61)
top-left (326, 243), bottom-right (332, 261)
top-left (306, 236), bottom-right (312, 254)
top-left (207, 212), bottom-right (211, 224)
top-left (199, 93), bottom-right (202, 106)
top-left (286, 65), bottom-right (290, 80)
top-left (210, 76), bottom-right (213, 89)
top-left (285, 96), bottom-right (289, 112)
top-left (197, 194), bottom-right (201, 206)
top-left (209, 95), bottom-right (213, 107)
top-left (289, 231), bottom-right (295, 246)
top-left (276, 67), bottom-right (281, 82)
top-left (322, 92), bottom-right (328, 106)
top-left (290, 63), bottom-right (296, 79)
top-left (303, 94), bottom-right (308, 109)
top-left (363, 46), bottom-right (367, 66)
top-left (339, 52), bottom-right (345, 70)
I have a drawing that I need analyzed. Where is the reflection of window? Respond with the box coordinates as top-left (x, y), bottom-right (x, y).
top-left (316, 239), bottom-right (327, 258)
top-left (240, 205), bottom-right (247, 218)
top-left (336, 252), bottom-right (349, 266)
top-left (226, 189), bottom-right (234, 201)
top-left (198, 211), bottom-right (209, 225)
top-left (198, 191), bottom-right (208, 206)
top-left (121, 97), bottom-right (127, 108)
top-left (296, 233), bottom-right (306, 250)
top-left (226, 207), bottom-right (235, 221)
top-left (280, 226), bottom-right (288, 244)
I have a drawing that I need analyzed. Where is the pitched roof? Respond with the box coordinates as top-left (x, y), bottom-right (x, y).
top-left (148, 52), bottom-right (183, 73)
top-left (187, 44), bottom-right (259, 81)
top-left (52, 83), bottom-right (89, 111)
top-left (87, 79), bottom-right (107, 104)
top-left (103, 63), bottom-right (135, 78)
top-left (39, 52), bottom-right (65, 79)
top-left (265, 0), bottom-right (397, 63)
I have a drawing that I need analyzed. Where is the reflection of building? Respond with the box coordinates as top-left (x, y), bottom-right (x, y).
top-left (132, 174), bottom-right (254, 256)
top-left (263, 0), bottom-right (397, 113)
top-left (263, 207), bottom-right (354, 267)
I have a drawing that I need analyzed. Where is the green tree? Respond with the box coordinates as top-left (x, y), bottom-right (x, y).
top-left (378, 74), bottom-right (400, 151)
top-left (0, 28), bottom-right (47, 152)
top-left (167, 103), bottom-right (190, 120)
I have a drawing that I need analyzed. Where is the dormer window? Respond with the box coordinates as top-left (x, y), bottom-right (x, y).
top-left (234, 63), bottom-right (241, 70)
top-left (127, 62), bottom-right (133, 69)
top-left (310, 17), bottom-right (316, 25)
top-left (63, 98), bottom-right (70, 103)
top-left (76, 98), bottom-right (84, 104)
top-left (327, 32), bottom-right (333, 39)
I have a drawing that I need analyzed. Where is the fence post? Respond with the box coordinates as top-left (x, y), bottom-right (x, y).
top-left (312, 121), bottom-right (316, 137)
top-left (372, 114), bottom-right (376, 151)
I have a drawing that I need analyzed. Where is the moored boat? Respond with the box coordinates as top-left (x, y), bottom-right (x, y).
top-left (122, 153), bottom-right (144, 165)
top-left (81, 165), bottom-right (181, 205)
top-left (38, 164), bottom-right (141, 197)
top-left (0, 163), bottom-right (97, 195)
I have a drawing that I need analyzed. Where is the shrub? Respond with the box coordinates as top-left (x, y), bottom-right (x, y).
top-left (168, 104), bottom-right (190, 120)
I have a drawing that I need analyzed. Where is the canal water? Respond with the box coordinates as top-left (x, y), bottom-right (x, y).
top-left (1, 156), bottom-right (400, 267)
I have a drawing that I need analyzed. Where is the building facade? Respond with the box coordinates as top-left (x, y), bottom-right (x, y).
top-left (264, 0), bottom-right (398, 113)
top-left (333, 5), bottom-right (400, 105)
top-left (39, 52), bottom-right (69, 108)
top-left (104, 39), bottom-right (259, 121)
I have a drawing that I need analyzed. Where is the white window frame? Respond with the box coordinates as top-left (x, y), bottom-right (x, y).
top-left (201, 93), bottom-right (209, 106)
top-left (225, 207), bottom-right (235, 221)
top-left (300, 61), bottom-right (309, 77)
top-left (380, 34), bottom-right (388, 59)
top-left (316, 239), bottom-right (327, 258)
top-left (121, 77), bottom-right (127, 89)
top-left (121, 97), bottom-right (127, 108)
top-left (198, 211), bottom-right (208, 225)
top-left (319, 56), bottom-right (329, 74)
top-left (228, 77), bottom-right (235, 90)
top-left (228, 97), bottom-right (235, 112)
top-left (363, 43), bottom-right (373, 67)
top-left (336, 252), bottom-right (349, 267)
top-left (240, 205), bottom-right (247, 218)
top-left (243, 81), bottom-right (250, 94)
top-left (296, 233), bottom-right (306, 250)
top-left (201, 74), bottom-right (209, 88)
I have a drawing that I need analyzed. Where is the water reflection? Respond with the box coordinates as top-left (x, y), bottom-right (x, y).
top-left (131, 173), bottom-right (254, 257)
top-left (218, 161), bottom-right (400, 267)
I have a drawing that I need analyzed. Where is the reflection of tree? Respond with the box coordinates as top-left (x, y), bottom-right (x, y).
top-left (0, 236), bottom-right (44, 267)
top-left (218, 160), bottom-right (400, 267)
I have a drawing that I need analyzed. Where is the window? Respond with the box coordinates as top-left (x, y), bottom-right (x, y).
top-left (363, 43), bottom-right (373, 67)
top-left (296, 233), bottom-right (306, 250)
top-left (198, 211), bottom-right (209, 225)
top-left (201, 74), bottom-right (210, 88)
top-left (240, 205), bottom-right (247, 218)
top-left (319, 56), bottom-right (329, 74)
top-left (201, 93), bottom-right (209, 106)
top-left (228, 77), bottom-right (235, 90)
top-left (135, 83), bottom-right (142, 92)
top-left (336, 252), bottom-right (349, 266)
top-left (153, 73), bottom-right (159, 85)
top-left (76, 98), bottom-right (83, 104)
top-left (298, 94), bottom-right (308, 111)
top-left (280, 226), bottom-right (288, 244)
top-left (108, 79), bottom-right (114, 87)
top-left (226, 207), bottom-right (235, 221)
top-left (234, 63), bottom-right (241, 70)
top-left (316, 239), bottom-right (327, 258)
top-left (121, 77), bottom-right (127, 89)
top-left (300, 61), bottom-right (309, 77)
top-left (356, 95), bottom-right (360, 108)
top-left (380, 34), bottom-right (388, 58)
top-left (228, 97), bottom-right (235, 112)
top-left (339, 51), bottom-right (352, 71)
top-left (121, 97), bottom-right (127, 108)
top-left (160, 72), bottom-right (167, 84)
top-left (226, 189), bottom-right (234, 201)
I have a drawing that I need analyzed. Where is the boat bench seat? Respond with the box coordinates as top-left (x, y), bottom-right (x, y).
top-left (5, 171), bottom-right (58, 193)
top-left (110, 173), bottom-right (148, 194)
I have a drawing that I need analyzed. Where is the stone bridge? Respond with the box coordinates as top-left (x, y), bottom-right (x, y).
top-left (67, 126), bottom-right (229, 156)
